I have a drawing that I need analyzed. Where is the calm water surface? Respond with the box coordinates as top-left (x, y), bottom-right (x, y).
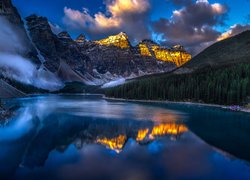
top-left (0, 95), bottom-right (250, 179)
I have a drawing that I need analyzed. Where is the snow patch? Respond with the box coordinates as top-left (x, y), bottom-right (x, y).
top-left (101, 78), bottom-right (126, 89)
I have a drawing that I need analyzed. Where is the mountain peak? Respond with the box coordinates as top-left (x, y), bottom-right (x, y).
top-left (58, 31), bottom-right (71, 39)
top-left (140, 39), bottom-right (158, 46)
top-left (75, 34), bottom-right (86, 43)
top-left (26, 14), bottom-right (51, 33)
top-left (117, 31), bottom-right (128, 37)
top-left (94, 32), bottom-right (130, 49)
top-left (172, 45), bottom-right (186, 52)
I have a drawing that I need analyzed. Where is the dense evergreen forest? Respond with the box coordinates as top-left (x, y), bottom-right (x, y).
top-left (105, 63), bottom-right (250, 105)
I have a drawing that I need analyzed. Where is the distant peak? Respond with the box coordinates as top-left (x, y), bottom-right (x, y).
top-left (75, 34), bottom-right (86, 43)
top-left (172, 45), bottom-right (186, 52)
top-left (140, 39), bottom-right (158, 46)
top-left (58, 31), bottom-right (71, 39)
top-left (77, 34), bottom-right (86, 40)
top-left (118, 32), bottom-right (128, 36)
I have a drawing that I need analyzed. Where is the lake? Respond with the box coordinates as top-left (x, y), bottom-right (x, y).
top-left (1, 94), bottom-right (250, 179)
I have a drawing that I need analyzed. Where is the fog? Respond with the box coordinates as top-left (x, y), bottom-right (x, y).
top-left (0, 17), bottom-right (63, 91)
top-left (0, 17), bottom-right (27, 54)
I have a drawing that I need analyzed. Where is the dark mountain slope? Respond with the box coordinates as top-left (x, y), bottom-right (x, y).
top-left (176, 30), bottom-right (250, 73)
top-left (0, 79), bottom-right (25, 98)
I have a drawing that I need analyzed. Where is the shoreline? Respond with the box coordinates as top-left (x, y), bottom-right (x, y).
top-left (103, 96), bottom-right (250, 113)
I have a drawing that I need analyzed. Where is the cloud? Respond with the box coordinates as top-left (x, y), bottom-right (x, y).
top-left (63, 0), bottom-right (151, 42)
top-left (217, 24), bottom-right (250, 41)
top-left (61, 0), bottom-right (249, 56)
top-left (0, 17), bottom-right (27, 54)
top-left (49, 22), bottom-right (63, 35)
top-left (0, 17), bottom-right (63, 91)
top-left (152, 0), bottom-right (228, 55)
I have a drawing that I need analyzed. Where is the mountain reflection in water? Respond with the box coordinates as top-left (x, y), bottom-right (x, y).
top-left (96, 121), bottom-right (188, 153)
top-left (0, 95), bottom-right (250, 179)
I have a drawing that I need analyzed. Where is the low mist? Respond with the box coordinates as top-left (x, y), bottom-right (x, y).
top-left (0, 17), bottom-right (63, 91)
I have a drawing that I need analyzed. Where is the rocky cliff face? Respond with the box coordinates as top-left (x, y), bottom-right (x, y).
top-left (0, 0), bottom-right (191, 88)
top-left (25, 14), bottom-right (191, 85)
top-left (0, 0), bottom-right (39, 63)
top-left (138, 40), bottom-right (191, 67)
top-left (25, 15), bottom-right (92, 75)
top-left (77, 35), bottom-right (173, 77)
top-left (0, 0), bottom-right (22, 25)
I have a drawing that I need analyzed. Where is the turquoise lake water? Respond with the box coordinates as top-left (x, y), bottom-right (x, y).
top-left (0, 95), bottom-right (250, 179)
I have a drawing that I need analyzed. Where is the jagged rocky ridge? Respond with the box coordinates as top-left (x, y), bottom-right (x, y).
top-left (25, 14), bottom-right (191, 85)
top-left (0, 0), bottom-right (191, 91)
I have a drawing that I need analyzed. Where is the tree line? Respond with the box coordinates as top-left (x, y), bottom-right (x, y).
top-left (105, 63), bottom-right (250, 105)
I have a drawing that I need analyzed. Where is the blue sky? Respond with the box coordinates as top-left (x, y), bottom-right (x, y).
top-left (12, 0), bottom-right (250, 54)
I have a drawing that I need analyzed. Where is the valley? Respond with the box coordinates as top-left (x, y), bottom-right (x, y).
top-left (1, 0), bottom-right (250, 179)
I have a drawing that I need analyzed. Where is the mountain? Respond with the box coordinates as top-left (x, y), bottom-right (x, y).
top-left (25, 15), bottom-right (92, 74)
top-left (0, 0), bottom-right (191, 96)
top-left (0, 0), bottom-right (39, 63)
top-left (0, 1), bottom-right (64, 97)
top-left (0, 79), bottom-right (25, 98)
top-left (137, 40), bottom-right (191, 67)
top-left (176, 30), bottom-right (250, 73)
top-left (105, 30), bottom-right (250, 105)
top-left (0, 0), bottom-right (38, 98)
top-left (25, 14), bottom-right (191, 85)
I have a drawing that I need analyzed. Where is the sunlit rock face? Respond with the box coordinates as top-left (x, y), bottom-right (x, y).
top-left (138, 40), bottom-right (192, 67)
top-left (153, 47), bottom-right (191, 67)
top-left (95, 32), bottom-right (130, 49)
top-left (139, 44), bottom-right (152, 57)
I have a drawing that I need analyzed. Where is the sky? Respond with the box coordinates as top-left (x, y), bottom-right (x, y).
top-left (12, 0), bottom-right (250, 55)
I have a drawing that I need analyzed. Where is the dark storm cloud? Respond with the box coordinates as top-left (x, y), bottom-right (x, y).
top-left (152, 0), bottom-right (228, 55)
